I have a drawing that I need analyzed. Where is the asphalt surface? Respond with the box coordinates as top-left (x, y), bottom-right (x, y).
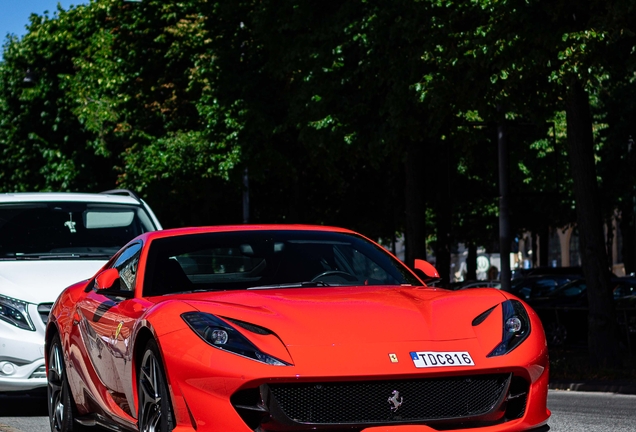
top-left (548, 390), bottom-right (636, 431)
top-left (0, 391), bottom-right (48, 432)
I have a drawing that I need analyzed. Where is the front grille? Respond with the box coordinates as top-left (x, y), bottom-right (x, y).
top-left (267, 373), bottom-right (511, 425)
top-left (37, 303), bottom-right (53, 325)
top-left (505, 376), bottom-right (529, 420)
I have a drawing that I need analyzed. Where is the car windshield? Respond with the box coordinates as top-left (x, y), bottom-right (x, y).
top-left (0, 202), bottom-right (156, 258)
top-left (143, 230), bottom-right (422, 295)
top-left (548, 280), bottom-right (587, 298)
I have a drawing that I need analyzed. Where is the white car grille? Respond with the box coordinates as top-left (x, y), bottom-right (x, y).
top-left (37, 303), bottom-right (53, 325)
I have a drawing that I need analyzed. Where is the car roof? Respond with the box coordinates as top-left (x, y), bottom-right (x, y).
top-left (139, 224), bottom-right (358, 242)
top-left (0, 192), bottom-right (142, 206)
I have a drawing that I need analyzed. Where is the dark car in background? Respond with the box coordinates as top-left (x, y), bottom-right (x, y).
top-left (511, 266), bottom-right (584, 280)
top-left (527, 277), bottom-right (636, 347)
top-left (456, 280), bottom-right (502, 290)
top-left (508, 275), bottom-right (575, 301)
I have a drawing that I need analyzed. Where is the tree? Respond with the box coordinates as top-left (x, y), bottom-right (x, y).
top-left (0, 1), bottom-right (243, 226)
top-left (426, 0), bottom-right (636, 367)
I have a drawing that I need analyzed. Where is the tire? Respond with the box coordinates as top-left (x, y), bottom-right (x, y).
top-left (138, 339), bottom-right (175, 432)
top-left (48, 333), bottom-right (86, 432)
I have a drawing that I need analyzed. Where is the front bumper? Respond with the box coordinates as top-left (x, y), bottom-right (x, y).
top-left (159, 328), bottom-right (550, 432)
top-left (360, 424), bottom-right (550, 432)
top-left (0, 358), bottom-right (47, 392)
top-left (0, 305), bottom-right (48, 392)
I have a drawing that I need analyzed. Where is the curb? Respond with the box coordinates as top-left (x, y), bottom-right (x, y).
top-left (549, 381), bottom-right (636, 395)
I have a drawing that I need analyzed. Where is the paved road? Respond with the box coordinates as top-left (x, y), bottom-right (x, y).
top-left (547, 390), bottom-right (636, 431)
top-left (0, 391), bottom-right (48, 432)
top-left (2, 389), bottom-right (636, 431)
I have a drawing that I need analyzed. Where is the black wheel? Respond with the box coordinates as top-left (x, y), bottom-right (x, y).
top-left (48, 334), bottom-right (84, 432)
top-left (311, 270), bottom-right (357, 283)
top-left (138, 339), bottom-right (175, 432)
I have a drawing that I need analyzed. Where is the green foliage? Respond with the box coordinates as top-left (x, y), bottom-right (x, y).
top-left (0, 0), bottom-right (243, 225)
top-left (1, 0), bottom-right (636, 252)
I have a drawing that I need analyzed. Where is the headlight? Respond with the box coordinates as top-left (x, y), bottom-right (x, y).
top-left (0, 294), bottom-right (35, 331)
top-left (181, 312), bottom-right (289, 366)
top-left (487, 300), bottom-right (530, 357)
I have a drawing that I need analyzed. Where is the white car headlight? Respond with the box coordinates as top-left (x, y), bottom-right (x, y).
top-left (0, 294), bottom-right (35, 331)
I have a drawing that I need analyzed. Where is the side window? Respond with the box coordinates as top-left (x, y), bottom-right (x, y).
top-left (113, 242), bottom-right (142, 292)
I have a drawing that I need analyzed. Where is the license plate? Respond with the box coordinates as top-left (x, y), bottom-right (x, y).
top-left (410, 351), bottom-right (475, 368)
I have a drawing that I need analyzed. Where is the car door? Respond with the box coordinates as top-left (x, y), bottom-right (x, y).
top-left (75, 242), bottom-right (146, 412)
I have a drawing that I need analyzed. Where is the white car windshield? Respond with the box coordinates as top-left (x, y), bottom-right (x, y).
top-left (0, 202), bottom-right (156, 259)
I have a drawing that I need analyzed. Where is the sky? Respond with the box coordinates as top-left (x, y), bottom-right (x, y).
top-left (1, 1), bottom-right (88, 50)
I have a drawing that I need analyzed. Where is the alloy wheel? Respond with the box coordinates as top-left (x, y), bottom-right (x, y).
top-left (47, 336), bottom-right (69, 432)
top-left (138, 341), bottom-right (173, 432)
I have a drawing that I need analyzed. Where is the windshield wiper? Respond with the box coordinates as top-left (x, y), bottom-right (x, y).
top-left (159, 281), bottom-right (332, 295)
top-left (247, 281), bottom-right (330, 290)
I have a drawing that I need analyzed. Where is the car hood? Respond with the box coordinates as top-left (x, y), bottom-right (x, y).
top-left (179, 286), bottom-right (509, 345)
top-left (0, 260), bottom-right (106, 304)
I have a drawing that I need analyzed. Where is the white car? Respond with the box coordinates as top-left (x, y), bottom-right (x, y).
top-left (0, 190), bottom-right (162, 392)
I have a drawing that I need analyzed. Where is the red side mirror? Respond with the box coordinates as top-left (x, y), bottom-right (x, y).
top-left (95, 268), bottom-right (120, 290)
top-left (414, 259), bottom-right (440, 279)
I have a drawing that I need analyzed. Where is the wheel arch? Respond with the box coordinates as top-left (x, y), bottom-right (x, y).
top-left (131, 326), bottom-right (155, 421)
top-left (44, 318), bottom-right (60, 369)
top-left (133, 327), bottom-right (155, 374)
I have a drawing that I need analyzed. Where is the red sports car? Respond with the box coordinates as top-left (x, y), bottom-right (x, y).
top-left (45, 225), bottom-right (550, 432)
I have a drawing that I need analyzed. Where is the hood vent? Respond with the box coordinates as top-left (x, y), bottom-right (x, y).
top-left (472, 305), bottom-right (497, 327)
top-left (224, 317), bottom-right (272, 335)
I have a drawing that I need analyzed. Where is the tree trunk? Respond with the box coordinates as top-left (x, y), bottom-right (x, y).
top-left (498, 117), bottom-right (512, 291)
top-left (531, 232), bottom-right (538, 268)
top-left (404, 140), bottom-right (428, 267)
top-left (566, 80), bottom-right (620, 368)
top-left (466, 243), bottom-right (477, 281)
top-left (434, 143), bottom-right (452, 285)
top-left (539, 225), bottom-right (549, 267)
top-left (605, 216), bottom-right (614, 271)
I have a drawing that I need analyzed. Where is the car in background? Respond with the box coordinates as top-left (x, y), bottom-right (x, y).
top-left (528, 277), bottom-right (636, 346)
top-left (507, 274), bottom-right (574, 300)
top-left (46, 225), bottom-right (550, 432)
top-left (511, 266), bottom-right (584, 280)
top-left (616, 293), bottom-right (636, 344)
top-left (0, 190), bottom-right (161, 393)
top-left (457, 280), bottom-right (502, 290)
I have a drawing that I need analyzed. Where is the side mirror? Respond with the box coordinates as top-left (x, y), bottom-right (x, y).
top-left (95, 268), bottom-right (120, 290)
top-left (414, 259), bottom-right (440, 279)
top-left (413, 259), bottom-right (442, 285)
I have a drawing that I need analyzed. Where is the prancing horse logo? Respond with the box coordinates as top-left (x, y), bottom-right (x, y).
top-left (388, 390), bottom-right (403, 412)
